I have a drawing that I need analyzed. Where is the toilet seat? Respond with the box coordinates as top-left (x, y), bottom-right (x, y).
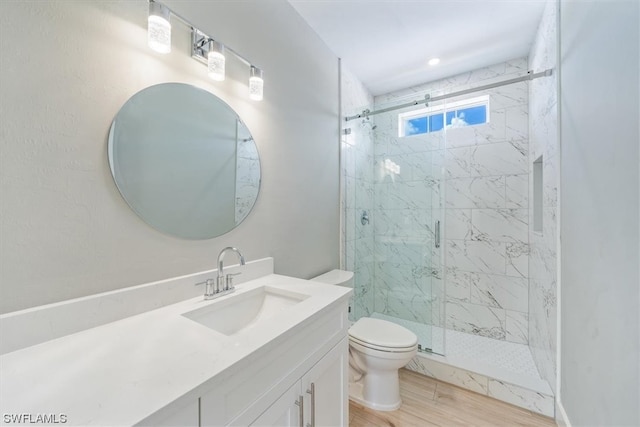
top-left (348, 317), bottom-right (418, 353)
top-left (349, 339), bottom-right (417, 361)
top-left (349, 336), bottom-right (417, 353)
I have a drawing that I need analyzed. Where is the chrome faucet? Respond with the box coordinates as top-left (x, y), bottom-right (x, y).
top-left (217, 246), bottom-right (246, 292)
top-left (196, 247), bottom-right (246, 300)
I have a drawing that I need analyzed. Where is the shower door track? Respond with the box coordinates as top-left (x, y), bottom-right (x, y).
top-left (344, 68), bottom-right (553, 121)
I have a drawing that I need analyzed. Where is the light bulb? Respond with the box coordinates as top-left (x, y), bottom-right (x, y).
top-left (148, 2), bottom-right (171, 54)
top-left (207, 41), bottom-right (225, 81)
top-left (249, 66), bottom-right (264, 101)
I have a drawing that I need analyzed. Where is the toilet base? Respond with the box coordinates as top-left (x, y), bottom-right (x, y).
top-left (348, 376), bottom-right (402, 411)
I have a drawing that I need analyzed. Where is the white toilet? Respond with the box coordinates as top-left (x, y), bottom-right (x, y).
top-left (311, 270), bottom-right (418, 411)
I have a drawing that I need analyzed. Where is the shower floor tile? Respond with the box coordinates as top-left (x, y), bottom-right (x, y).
top-left (370, 312), bottom-right (548, 391)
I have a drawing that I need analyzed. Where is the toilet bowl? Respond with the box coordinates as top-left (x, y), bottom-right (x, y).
top-left (311, 270), bottom-right (418, 411)
top-left (348, 317), bottom-right (417, 410)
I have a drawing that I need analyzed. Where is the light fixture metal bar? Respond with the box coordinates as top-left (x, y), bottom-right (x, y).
top-left (191, 28), bottom-right (256, 69)
top-left (148, 0), bottom-right (262, 70)
top-left (344, 68), bottom-right (553, 122)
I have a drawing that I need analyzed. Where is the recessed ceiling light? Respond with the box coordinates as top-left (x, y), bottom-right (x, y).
top-left (428, 58), bottom-right (440, 66)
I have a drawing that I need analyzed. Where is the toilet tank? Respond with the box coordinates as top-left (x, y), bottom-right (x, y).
top-left (311, 269), bottom-right (354, 287)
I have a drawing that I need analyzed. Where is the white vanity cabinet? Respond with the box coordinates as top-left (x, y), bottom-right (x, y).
top-left (299, 338), bottom-right (348, 427)
top-left (195, 301), bottom-right (349, 427)
top-left (249, 338), bottom-right (348, 427)
top-left (0, 267), bottom-right (353, 427)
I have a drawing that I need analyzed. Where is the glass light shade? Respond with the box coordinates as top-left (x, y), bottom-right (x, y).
top-left (207, 41), bottom-right (226, 81)
top-left (249, 66), bottom-right (264, 101)
top-left (148, 2), bottom-right (171, 54)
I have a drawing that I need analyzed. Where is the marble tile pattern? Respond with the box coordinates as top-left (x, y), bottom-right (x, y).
top-left (527, 0), bottom-right (559, 395)
top-left (343, 58), bottom-right (539, 347)
top-left (371, 109), bottom-right (443, 332)
top-left (371, 58), bottom-right (532, 344)
top-left (372, 310), bottom-right (555, 415)
top-left (407, 355), bottom-right (555, 417)
top-left (404, 347), bottom-right (553, 417)
top-left (488, 380), bottom-right (554, 417)
top-left (372, 312), bottom-right (544, 379)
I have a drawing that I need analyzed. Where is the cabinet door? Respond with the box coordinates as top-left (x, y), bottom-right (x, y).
top-left (301, 338), bottom-right (348, 427)
top-left (249, 381), bottom-right (303, 427)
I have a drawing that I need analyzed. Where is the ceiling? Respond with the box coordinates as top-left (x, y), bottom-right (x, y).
top-left (289, 0), bottom-right (547, 96)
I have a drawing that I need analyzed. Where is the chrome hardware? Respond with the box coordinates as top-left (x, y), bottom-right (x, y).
top-left (295, 395), bottom-right (304, 427)
top-left (195, 278), bottom-right (217, 299)
top-left (196, 279), bottom-right (236, 300)
top-left (306, 383), bottom-right (315, 427)
top-left (435, 220), bottom-right (441, 248)
top-left (361, 210), bottom-right (369, 226)
top-left (225, 272), bottom-right (241, 290)
top-left (217, 247), bottom-right (246, 290)
top-left (196, 247), bottom-right (246, 300)
top-left (417, 344), bottom-right (433, 354)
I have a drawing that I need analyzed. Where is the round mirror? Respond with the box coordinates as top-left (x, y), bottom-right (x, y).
top-left (108, 83), bottom-right (261, 239)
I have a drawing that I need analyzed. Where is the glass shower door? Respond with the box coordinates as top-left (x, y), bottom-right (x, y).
top-left (342, 110), bottom-right (376, 323)
top-left (343, 99), bottom-right (446, 355)
top-left (369, 103), bottom-right (445, 355)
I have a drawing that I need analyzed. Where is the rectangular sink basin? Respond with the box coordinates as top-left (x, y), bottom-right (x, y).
top-left (182, 286), bottom-right (309, 336)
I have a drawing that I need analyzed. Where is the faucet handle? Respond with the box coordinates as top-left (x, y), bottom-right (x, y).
top-left (196, 278), bottom-right (216, 299)
top-left (225, 272), bottom-right (242, 290)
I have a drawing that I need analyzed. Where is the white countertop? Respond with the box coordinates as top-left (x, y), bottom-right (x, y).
top-left (0, 274), bottom-right (351, 426)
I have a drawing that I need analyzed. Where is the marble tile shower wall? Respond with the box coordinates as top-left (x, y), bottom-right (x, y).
top-left (527, 0), bottom-right (558, 394)
top-left (341, 67), bottom-right (375, 321)
top-left (370, 113), bottom-right (444, 327)
top-left (374, 58), bottom-right (531, 344)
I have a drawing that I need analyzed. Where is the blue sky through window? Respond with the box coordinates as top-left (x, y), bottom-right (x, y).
top-left (430, 113), bottom-right (444, 132)
top-left (446, 105), bottom-right (487, 127)
top-left (399, 96), bottom-right (489, 137)
top-left (406, 117), bottom-right (427, 135)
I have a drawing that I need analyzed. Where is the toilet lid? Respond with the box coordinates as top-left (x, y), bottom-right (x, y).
top-left (349, 317), bottom-right (418, 349)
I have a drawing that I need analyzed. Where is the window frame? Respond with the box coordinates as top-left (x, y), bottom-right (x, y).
top-left (398, 94), bottom-right (490, 137)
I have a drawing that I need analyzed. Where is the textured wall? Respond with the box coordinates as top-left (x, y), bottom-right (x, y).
top-left (527, 0), bottom-right (558, 395)
top-left (559, 0), bottom-right (639, 424)
top-left (0, 0), bottom-right (339, 313)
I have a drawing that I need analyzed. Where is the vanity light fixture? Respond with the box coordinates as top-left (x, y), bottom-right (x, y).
top-left (192, 29), bottom-right (265, 101)
top-left (146, 1), bottom-right (265, 101)
top-left (148, 1), bottom-right (171, 54)
top-left (207, 40), bottom-right (226, 81)
top-left (249, 66), bottom-right (264, 101)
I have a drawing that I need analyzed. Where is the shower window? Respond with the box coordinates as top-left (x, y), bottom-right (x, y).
top-left (399, 95), bottom-right (490, 137)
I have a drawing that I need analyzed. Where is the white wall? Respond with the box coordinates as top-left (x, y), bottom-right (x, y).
top-left (559, 0), bottom-right (639, 425)
top-left (0, 0), bottom-right (340, 314)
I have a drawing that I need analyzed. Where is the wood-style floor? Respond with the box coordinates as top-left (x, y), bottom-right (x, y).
top-left (349, 369), bottom-right (557, 427)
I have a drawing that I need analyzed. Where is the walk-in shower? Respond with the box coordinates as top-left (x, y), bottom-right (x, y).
top-left (341, 58), bottom-right (556, 416)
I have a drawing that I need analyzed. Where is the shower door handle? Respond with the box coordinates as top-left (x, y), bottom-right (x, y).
top-left (435, 220), bottom-right (441, 248)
